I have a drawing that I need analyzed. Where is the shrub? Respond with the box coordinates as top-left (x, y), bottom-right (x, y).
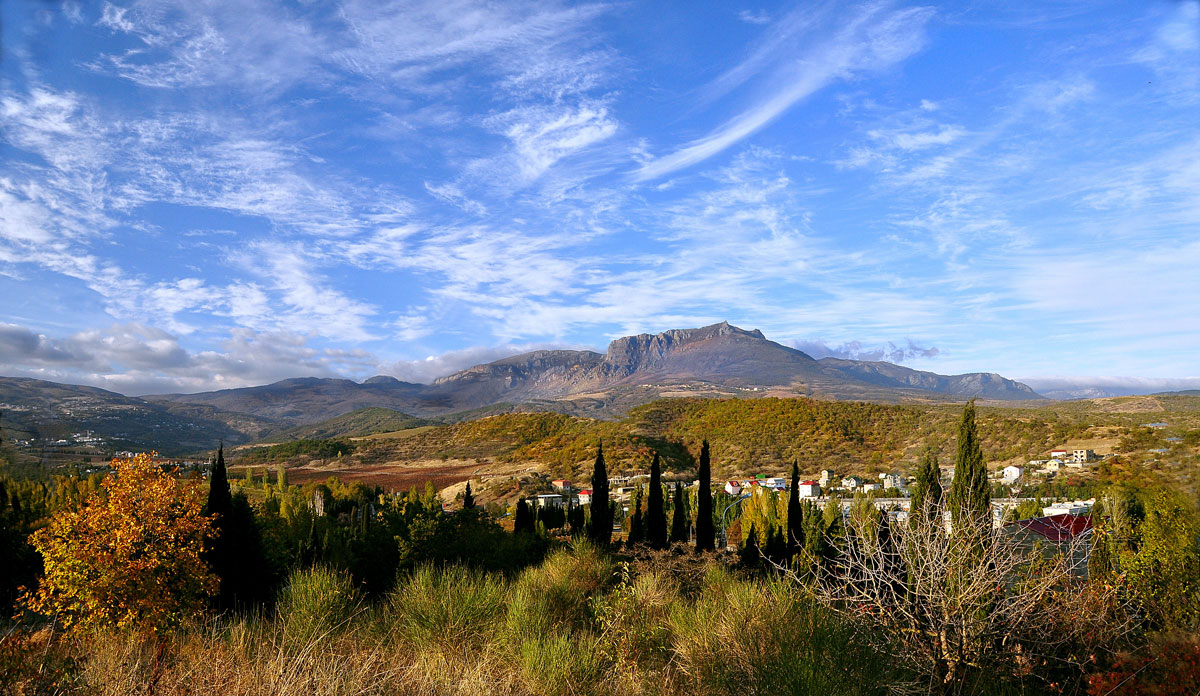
top-left (669, 568), bottom-right (889, 696)
top-left (276, 567), bottom-right (360, 646)
top-left (388, 565), bottom-right (506, 650)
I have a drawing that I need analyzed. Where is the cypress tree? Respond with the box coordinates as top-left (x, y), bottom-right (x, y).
top-left (740, 523), bottom-right (760, 568)
top-left (463, 481), bottom-right (475, 510)
top-left (514, 498), bottom-right (533, 534)
top-left (203, 444), bottom-right (236, 609)
top-left (588, 443), bottom-right (611, 545)
top-left (910, 447), bottom-right (943, 527)
top-left (694, 440), bottom-right (715, 551)
top-left (647, 453), bottom-right (667, 548)
top-left (786, 460), bottom-right (804, 552)
top-left (948, 400), bottom-right (990, 528)
top-left (205, 443), bottom-right (232, 519)
top-left (670, 481), bottom-right (689, 543)
top-left (627, 487), bottom-right (645, 545)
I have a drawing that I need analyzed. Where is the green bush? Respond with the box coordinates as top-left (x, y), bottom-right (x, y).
top-left (276, 567), bottom-right (360, 646)
top-left (388, 565), bottom-right (506, 650)
top-left (669, 568), bottom-right (891, 696)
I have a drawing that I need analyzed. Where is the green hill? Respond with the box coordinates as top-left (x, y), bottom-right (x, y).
top-left (260, 407), bottom-right (433, 442)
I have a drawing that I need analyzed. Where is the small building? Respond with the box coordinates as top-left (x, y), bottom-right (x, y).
top-left (878, 472), bottom-right (904, 490)
top-left (536, 494), bottom-right (564, 508)
top-left (551, 479), bottom-right (571, 490)
top-left (841, 475), bottom-right (863, 490)
top-left (1044, 459), bottom-right (1063, 473)
top-left (1002, 465), bottom-right (1024, 484)
top-left (797, 480), bottom-right (821, 498)
top-left (577, 489), bottom-right (592, 505)
top-left (860, 482), bottom-right (879, 493)
top-left (1072, 450), bottom-right (1095, 463)
top-left (1143, 422), bottom-right (1169, 429)
top-left (1043, 500), bottom-right (1093, 517)
top-left (724, 481), bottom-right (742, 496)
top-left (1049, 449), bottom-right (1069, 459)
top-left (818, 469), bottom-right (835, 487)
top-left (763, 477), bottom-right (786, 488)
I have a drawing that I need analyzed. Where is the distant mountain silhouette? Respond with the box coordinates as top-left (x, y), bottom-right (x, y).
top-left (145, 321), bottom-right (1042, 424)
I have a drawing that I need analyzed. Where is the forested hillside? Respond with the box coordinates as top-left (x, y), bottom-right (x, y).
top-left (236, 395), bottom-right (1191, 482)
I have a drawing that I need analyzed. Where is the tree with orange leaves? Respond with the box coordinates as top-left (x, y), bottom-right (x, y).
top-left (23, 453), bottom-right (216, 633)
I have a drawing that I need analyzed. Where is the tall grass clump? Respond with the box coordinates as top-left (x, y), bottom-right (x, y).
top-left (505, 538), bottom-right (615, 640)
top-left (502, 539), bottom-right (615, 694)
top-left (276, 566), bottom-right (362, 647)
top-left (669, 567), bottom-right (893, 696)
top-left (387, 564), bottom-right (507, 650)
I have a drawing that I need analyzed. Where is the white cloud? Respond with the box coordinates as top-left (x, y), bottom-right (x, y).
top-left (789, 338), bottom-right (940, 362)
top-left (635, 2), bottom-right (934, 180)
top-left (738, 9), bottom-right (771, 25)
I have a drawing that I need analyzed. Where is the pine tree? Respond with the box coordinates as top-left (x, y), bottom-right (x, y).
top-left (786, 460), bottom-right (803, 553)
top-left (588, 443), bottom-right (611, 545)
top-left (910, 447), bottom-right (943, 527)
top-left (627, 487), bottom-right (645, 545)
top-left (646, 453), bottom-right (667, 548)
top-left (670, 481), bottom-right (689, 543)
top-left (463, 481), bottom-right (475, 510)
top-left (948, 400), bottom-right (990, 528)
top-left (694, 440), bottom-right (715, 551)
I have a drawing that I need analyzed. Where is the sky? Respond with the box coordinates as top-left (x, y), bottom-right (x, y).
top-left (1, 0), bottom-right (1198, 396)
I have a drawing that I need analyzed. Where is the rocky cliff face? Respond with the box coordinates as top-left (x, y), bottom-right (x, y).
top-left (141, 322), bottom-right (1044, 425)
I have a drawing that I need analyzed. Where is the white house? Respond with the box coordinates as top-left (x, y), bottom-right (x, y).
top-left (1001, 465), bottom-right (1024, 484)
top-left (536, 494), bottom-right (563, 508)
top-left (1044, 459), bottom-right (1063, 473)
top-left (879, 472), bottom-right (904, 490)
top-left (842, 475), bottom-right (863, 490)
top-left (724, 481), bottom-right (742, 496)
top-left (797, 480), bottom-right (821, 498)
top-left (818, 469), bottom-right (836, 487)
top-left (764, 477), bottom-right (786, 488)
top-left (577, 489), bottom-right (592, 505)
top-left (861, 482), bottom-right (880, 493)
top-left (1072, 449), bottom-right (1095, 463)
top-left (1049, 449), bottom-right (1069, 459)
top-left (1043, 500), bottom-right (1094, 517)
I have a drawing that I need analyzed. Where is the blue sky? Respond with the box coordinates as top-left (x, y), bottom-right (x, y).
top-left (1, 0), bottom-right (1198, 396)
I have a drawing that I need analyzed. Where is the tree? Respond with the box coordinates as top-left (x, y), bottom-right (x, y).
top-left (646, 453), bottom-right (667, 549)
top-left (627, 486), bottom-right (645, 545)
top-left (694, 440), bottom-right (715, 551)
top-left (803, 496), bottom-right (1132, 694)
top-left (1122, 489), bottom-right (1200, 630)
top-left (670, 481), bottom-right (689, 543)
top-left (588, 443), bottom-right (611, 545)
top-left (786, 460), bottom-right (803, 553)
top-left (24, 453), bottom-right (217, 633)
top-left (948, 400), bottom-right (989, 529)
top-left (513, 498), bottom-right (534, 534)
top-left (909, 447), bottom-right (943, 528)
top-left (203, 444), bottom-right (243, 610)
top-left (740, 523), bottom-right (760, 569)
top-left (462, 481), bottom-right (475, 510)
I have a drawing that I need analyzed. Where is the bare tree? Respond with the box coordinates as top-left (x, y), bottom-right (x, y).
top-left (783, 502), bottom-right (1134, 695)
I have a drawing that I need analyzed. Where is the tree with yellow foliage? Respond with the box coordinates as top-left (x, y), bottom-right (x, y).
top-left (23, 453), bottom-right (216, 633)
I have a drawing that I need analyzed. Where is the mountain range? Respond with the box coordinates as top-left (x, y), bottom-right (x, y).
top-left (1, 322), bottom-right (1042, 453)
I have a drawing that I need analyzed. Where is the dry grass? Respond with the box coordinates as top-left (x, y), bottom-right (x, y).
top-left (3, 544), bottom-right (893, 696)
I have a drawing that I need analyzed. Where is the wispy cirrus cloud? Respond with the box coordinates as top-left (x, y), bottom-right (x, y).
top-left (634, 1), bottom-right (934, 181)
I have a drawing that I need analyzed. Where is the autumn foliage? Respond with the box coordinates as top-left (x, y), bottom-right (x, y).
top-left (22, 453), bottom-right (216, 633)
